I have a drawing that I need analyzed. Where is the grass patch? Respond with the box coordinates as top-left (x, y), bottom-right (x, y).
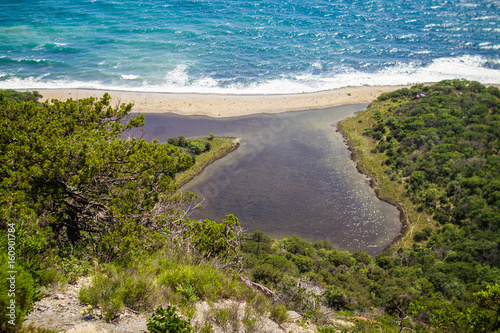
top-left (338, 100), bottom-right (435, 249)
top-left (79, 261), bottom-right (166, 321)
top-left (79, 249), bottom-right (251, 321)
top-left (18, 325), bottom-right (61, 333)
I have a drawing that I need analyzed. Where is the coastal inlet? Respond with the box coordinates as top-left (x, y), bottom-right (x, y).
top-left (140, 105), bottom-right (400, 255)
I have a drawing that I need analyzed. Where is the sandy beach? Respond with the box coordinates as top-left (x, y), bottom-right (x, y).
top-left (30, 85), bottom-right (414, 117)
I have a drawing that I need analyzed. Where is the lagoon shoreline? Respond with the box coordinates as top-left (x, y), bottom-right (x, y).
top-left (24, 85), bottom-right (417, 117)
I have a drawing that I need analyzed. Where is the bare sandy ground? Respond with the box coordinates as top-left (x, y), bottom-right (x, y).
top-left (30, 85), bottom-right (414, 117)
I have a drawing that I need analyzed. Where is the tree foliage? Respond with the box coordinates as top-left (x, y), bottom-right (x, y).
top-left (371, 80), bottom-right (500, 230)
top-left (189, 214), bottom-right (243, 266)
top-left (0, 91), bottom-right (197, 252)
top-left (0, 91), bottom-right (245, 328)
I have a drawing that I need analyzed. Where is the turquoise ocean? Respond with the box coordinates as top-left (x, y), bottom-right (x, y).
top-left (0, 0), bottom-right (499, 94)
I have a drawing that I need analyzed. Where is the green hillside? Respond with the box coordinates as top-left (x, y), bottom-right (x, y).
top-left (1, 81), bottom-right (500, 332)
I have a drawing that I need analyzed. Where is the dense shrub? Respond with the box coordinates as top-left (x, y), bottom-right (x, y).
top-left (147, 305), bottom-right (193, 333)
top-left (251, 263), bottom-right (284, 285)
top-left (270, 304), bottom-right (289, 325)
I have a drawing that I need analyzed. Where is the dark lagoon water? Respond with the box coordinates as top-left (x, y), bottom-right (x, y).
top-left (140, 105), bottom-right (401, 254)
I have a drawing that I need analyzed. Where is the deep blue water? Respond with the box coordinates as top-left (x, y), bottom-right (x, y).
top-left (1, 0), bottom-right (499, 93)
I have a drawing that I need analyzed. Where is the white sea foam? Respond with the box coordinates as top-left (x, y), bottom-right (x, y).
top-left (13, 58), bottom-right (48, 63)
top-left (1, 55), bottom-right (499, 94)
top-left (32, 43), bottom-right (67, 51)
top-left (164, 65), bottom-right (190, 86)
top-left (473, 16), bottom-right (497, 20)
top-left (121, 74), bottom-right (139, 80)
top-left (0, 75), bottom-right (105, 91)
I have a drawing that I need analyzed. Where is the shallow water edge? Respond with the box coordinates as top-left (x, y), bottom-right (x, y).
top-left (335, 122), bottom-right (406, 253)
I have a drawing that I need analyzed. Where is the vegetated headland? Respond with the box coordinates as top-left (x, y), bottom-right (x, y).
top-left (168, 136), bottom-right (240, 188)
top-left (2, 80), bottom-right (500, 333)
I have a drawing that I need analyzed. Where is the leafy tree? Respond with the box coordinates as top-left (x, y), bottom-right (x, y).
top-left (0, 91), bottom-right (250, 328)
top-left (252, 263), bottom-right (284, 285)
top-left (177, 135), bottom-right (187, 147)
top-left (241, 230), bottom-right (275, 258)
top-left (292, 255), bottom-right (314, 273)
top-left (0, 92), bottom-right (196, 257)
top-left (188, 141), bottom-right (206, 155)
top-left (475, 284), bottom-right (500, 313)
top-left (263, 255), bottom-right (297, 274)
top-left (474, 284), bottom-right (500, 330)
top-left (324, 286), bottom-right (349, 310)
top-left (189, 214), bottom-right (243, 266)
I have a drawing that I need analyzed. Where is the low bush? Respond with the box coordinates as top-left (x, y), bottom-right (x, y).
top-left (160, 262), bottom-right (225, 301)
top-left (246, 290), bottom-right (270, 316)
top-left (207, 304), bottom-right (243, 332)
top-left (79, 262), bottom-right (165, 321)
top-left (242, 307), bottom-right (261, 333)
top-left (79, 249), bottom-right (250, 321)
top-left (270, 304), bottom-right (289, 325)
top-left (147, 305), bottom-right (193, 333)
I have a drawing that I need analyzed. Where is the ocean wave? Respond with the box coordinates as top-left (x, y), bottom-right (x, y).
top-left (121, 74), bottom-right (139, 80)
top-left (1, 55), bottom-right (499, 95)
top-left (13, 58), bottom-right (49, 63)
top-left (32, 43), bottom-right (69, 51)
top-left (0, 57), bottom-right (55, 65)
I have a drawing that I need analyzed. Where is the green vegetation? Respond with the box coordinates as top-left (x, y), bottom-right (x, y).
top-left (2, 81), bottom-right (500, 332)
top-left (238, 81), bottom-right (500, 331)
top-left (173, 137), bottom-right (239, 188)
top-left (0, 90), bottom-right (250, 332)
top-left (270, 304), bottom-right (289, 325)
top-left (147, 305), bottom-right (193, 333)
top-left (0, 254), bottom-right (35, 331)
top-left (338, 94), bottom-right (433, 248)
top-left (338, 80), bottom-right (500, 330)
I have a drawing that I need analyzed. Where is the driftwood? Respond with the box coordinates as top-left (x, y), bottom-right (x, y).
top-left (239, 276), bottom-right (275, 297)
